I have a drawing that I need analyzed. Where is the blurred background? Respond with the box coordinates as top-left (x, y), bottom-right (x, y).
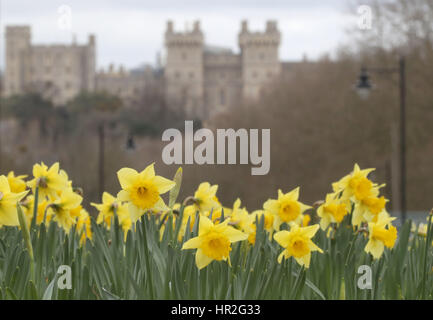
top-left (0, 0), bottom-right (432, 222)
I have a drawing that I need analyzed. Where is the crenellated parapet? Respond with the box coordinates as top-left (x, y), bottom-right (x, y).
top-left (165, 20), bottom-right (204, 46)
top-left (238, 20), bottom-right (281, 48)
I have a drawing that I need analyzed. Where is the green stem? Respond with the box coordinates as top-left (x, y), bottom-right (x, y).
top-left (17, 203), bottom-right (36, 286)
top-left (421, 215), bottom-right (432, 299)
top-left (31, 187), bottom-right (39, 229)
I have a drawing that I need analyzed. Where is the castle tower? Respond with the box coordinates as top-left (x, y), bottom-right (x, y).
top-left (84, 34), bottom-right (96, 91)
top-left (4, 26), bottom-right (31, 96)
top-left (164, 20), bottom-right (204, 118)
top-left (238, 20), bottom-right (281, 100)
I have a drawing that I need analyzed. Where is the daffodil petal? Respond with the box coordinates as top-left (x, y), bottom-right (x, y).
top-left (117, 190), bottom-right (131, 202)
top-left (182, 236), bottom-right (202, 249)
top-left (140, 163), bottom-right (156, 180)
top-left (152, 176), bottom-right (175, 194)
top-left (277, 250), bottom-right (287, 264)
top-left (301, 224), bottom-right (320, 238)
top-left (117, 168), bottom-right (138, 190)
top-left (102, 192), bottom-right (116, 204)
top-left (198, 215), bottom-right (214, 235)
top-left (0, 176), bottom-right (11, 193)
top-left (222, 226), bottom-right (248, 243)
top-left (274, 230), bottom-right (290, 247)
top-left (196, 249), bottom-right (213, 269)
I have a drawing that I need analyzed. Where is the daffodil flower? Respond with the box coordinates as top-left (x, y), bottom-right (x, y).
top-left (182, 215), bottom-right (247, 269)
top-left (332, 163), bottom-right (375, 201)
top-left (27, 162), bottom-right (69, 202)
top-left (0, 175), bottom-right (29, 226)
top-left (274, 224), bottom-right (323, 268)
top-left (263, 187), bottom-right (311, 231)
top-left (116, 163), bottom-right (175, 222)
top-left (192, 182), bottom-right (221, 213)
top-left (48, 189), bottom-right (83, 232)
top-left (7, 171), bottom-right (28, 193)
top-left (76, 208), bottom-right (93, 245)
top-left (317, 193), bottom-right (349, 230)
top-left (91, 192), bottom-right (129, 230)
top-left (365, 211), bottom-right (397, 259)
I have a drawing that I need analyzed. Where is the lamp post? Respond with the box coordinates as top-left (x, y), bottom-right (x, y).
top-left (98, 122), bottom-right (105, 197)
top-left (0, 99), bottom-right (2, 173)
top-left (355, 56), bottom-right (407, 224)
top-left (126, 133), bottom-right (135, 151)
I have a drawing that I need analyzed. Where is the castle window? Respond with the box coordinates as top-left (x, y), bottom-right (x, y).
top-left (220, 89), bottom-right (226, 106)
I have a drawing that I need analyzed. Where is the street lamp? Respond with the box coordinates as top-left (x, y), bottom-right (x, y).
top-left (0, 99), bottom-right (2, 172)
top-left (126, 134), bottom-right (135, 151)
top-left (355, 56), bottom-right (407, 224)
top-left (355, 67), bottom-right (372, 100)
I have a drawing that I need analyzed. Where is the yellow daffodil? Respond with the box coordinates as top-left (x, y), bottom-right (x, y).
top-left (27, 162), bottom-right (69, 202)
top-left (7, 171), bottom-right (28, 193)
top-left (360, 195), bottom-right (387, 223)
top-left (118, 210), bottom-right (132, 242)
top-left (182, 215), bottom-right (247, 269)
top-left (229, 199), bottom-right (249, 229)
top-left (20, 195), bottom-right (51, 226)
top-left (263, 187), bottom-right (311, 231)
top-left (302, 214), bottom-right (311, 226)
top-left (365, 211), bottom-right (397, 259)
top-left (244, 218), bottom-right (257, 245)
top-left (192, 182), bottom-right (221, 213)
top-left (317, 193), bottom-right (349, 230)
top-left (177, 205), bottom-right (199, 241)
top-left (76, 208), bottom-right (93, 245)
top-left (48, 189), bottom-right (83, 232)
top-left (332, 164), bottom-right (388, 227)
top-left (116, 163), bottom-right (175, 222)
top-left (70, 204), bottom-right (84, 220)
top-left (274, 224), bottom-right (323, 268)
top-left (0, 175), bottom-right (29, 226)
top-left (252, 209), bottom-right (275, 234)
top-left (332, 164), bottom-right (375, 201)
top-left (91, 192), bottom-right (123, 230)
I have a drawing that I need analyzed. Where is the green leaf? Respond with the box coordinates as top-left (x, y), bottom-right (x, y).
top-left (101, 287), bottom-right (121, 300)
top-left (42, 277), bottom-right (56, 300)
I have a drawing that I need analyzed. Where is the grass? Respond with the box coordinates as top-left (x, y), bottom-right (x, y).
top-left (0, 205), bottom-right (432, 300)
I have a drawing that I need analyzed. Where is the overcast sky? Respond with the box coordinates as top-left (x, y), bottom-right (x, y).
top-left (0, 0), bottom-right (359, 71)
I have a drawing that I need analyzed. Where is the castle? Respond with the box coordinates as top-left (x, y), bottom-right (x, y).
top-left (3, 26), bottom-right (96, 106)
top-left (3, 20), bottom-right (283, 119)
